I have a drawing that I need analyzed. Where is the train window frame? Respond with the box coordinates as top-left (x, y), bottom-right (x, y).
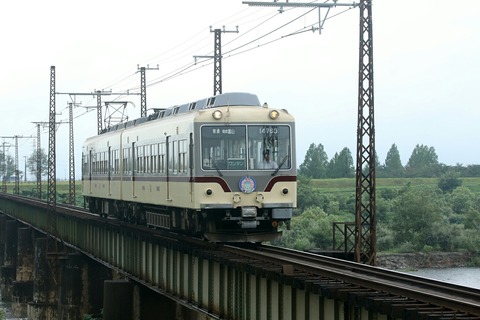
top-left (200, 125), bottom-right (247, 171)
top-left (248, 125), bottom-right (292, 171)
top-left (200, 124), bottom-right (292, 172)
top-left (177, 139), bottom-right (188, 174)
top-left (158, 142), bottom-right (166, 173)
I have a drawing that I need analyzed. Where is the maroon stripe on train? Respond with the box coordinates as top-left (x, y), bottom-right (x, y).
top-left (193, 177), bottom-right (231, 192)
top-left (264, 176), bottom-right (297, 192)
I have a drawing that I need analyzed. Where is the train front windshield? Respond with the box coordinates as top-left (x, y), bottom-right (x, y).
top-left (201, 125), bottom-right (292, 171)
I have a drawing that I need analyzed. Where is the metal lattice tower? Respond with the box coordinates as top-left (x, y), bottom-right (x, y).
top-left (140, 67), bottom-right (146, 117)
top-left (354, 0), bottom-right (376, 265)
top-left (96, 91), bottom-right (103, 135)
top-left (14, 136), bottom-right (19, 194)
top-left (212, 27), bottom-right (239, 95)
top-left (0, 135), bottom-right (34, 195)
top-left (36, 123), bottom-right (42, 198)
top-left (213, 29), bottom-right (222, 95)
top-left (138, 65), bottom-right (159, 118)
top-left (194, 26), bottom-right (238, 96)
top-left (68, 103), bottom-right (76, 205)
top-left (32, 122), bottom-right (46, 198)
top-left (243, 1), bottom-right (375, 264)
top-left (1, 142), bottom-right (10, 192)
top-left (47, 66), bottom-right (58, 243)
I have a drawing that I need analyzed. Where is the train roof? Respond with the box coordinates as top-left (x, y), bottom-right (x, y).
top-left (101, 92), bottom-right (261, 134)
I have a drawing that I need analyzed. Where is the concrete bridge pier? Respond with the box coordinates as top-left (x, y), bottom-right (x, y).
top-left (57, 253), bottom-right (83, 320)
top-left (12, 227), bottom-right (35, 317)
top-left (28, 237), bottom-right (58, 319)
top-left (1, 219), bottom-right (18, 301)
top-left (103, 280), bottom-right (202, 320)
top-left (83, 258), bottom-right (112, 317)
top-left (0, 214), bottom-right (6, 266)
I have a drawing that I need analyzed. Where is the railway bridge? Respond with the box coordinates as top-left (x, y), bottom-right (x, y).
top-left (0, 193), bottom-right (479, 320)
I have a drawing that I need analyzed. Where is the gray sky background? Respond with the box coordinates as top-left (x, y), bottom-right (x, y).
top-left (1, 0), bottom-right (479, 179)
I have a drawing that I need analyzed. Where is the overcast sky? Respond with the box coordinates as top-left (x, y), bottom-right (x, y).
top-left (1, 0), bottom-right (479, 179)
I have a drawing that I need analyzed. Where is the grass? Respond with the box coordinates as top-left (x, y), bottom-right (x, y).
top-left (310, 177), bottom-right (480, 194)
top-left (4, 180), bottom-right (84, 206)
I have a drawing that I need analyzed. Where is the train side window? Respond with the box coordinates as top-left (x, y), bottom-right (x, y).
top-left (169, 140), bottom-right (176, 174)
top-left (178, 139), bottom-right (187, 174)
top-left (147, 145), bottom-right (152, 173)
top-left (152, 144), bottom-right (158, 173)
top-left (158, 143), bottom-right (166, 173)
top-left (123, 148), bottom-right (130, 174)
top-left (103, 151), bottom-right (108, 174)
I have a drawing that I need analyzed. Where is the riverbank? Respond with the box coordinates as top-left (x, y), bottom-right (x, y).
top-left (377, 252), bottom-right (479, 270)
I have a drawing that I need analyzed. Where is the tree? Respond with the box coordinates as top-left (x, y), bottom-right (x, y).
top-left (275, 207), bottom-right (334, 250)
top-left (298, 143), bottom-right (329, 178)
top-left (327, 147), bottom-right (354, 178)
top-left (384, 144), bottom-right (404, 177)
top-left (0, 152), bottom-right (15, 182)
top-left (405, 144), bottom-right (440, 177)
top-left (27, 148), bottom-right (48, 180)
top-left (390, 186), bottom-right (444, 250)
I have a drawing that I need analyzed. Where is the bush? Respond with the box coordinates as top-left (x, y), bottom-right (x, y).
top-left (438, 171), bottom-right (462, 193)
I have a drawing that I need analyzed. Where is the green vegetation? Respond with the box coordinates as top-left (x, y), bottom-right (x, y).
top-left (273, 175), bottom-right (480, 258)
top-left (5, 180), bottom-right (84, 207)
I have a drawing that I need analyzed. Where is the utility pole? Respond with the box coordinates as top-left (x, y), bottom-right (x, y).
top-left (1, 141), bottom-right (11, 193)
top-left (24, 156), bottom-right (27, 182)
top-left (32, 121), bottom-right (66, 200)
top-left (354, 0), bottom-right (376, 265)
top-left (47, 66), bottom-right (57, 242)
top-left (68, 102), bottom-right (76, 205)
top-left (96, 90), bottom-right (103, 134)
top-left (0, 135), bottom-right (34, 194)
top-left (32, 122), bottom-right (45, 199)
top-left (242, 1), bottom-right (377, 264)
top-left (194, 26), bottom-right (239, 96)
top-left (137, 64), bottom-right (159, 118)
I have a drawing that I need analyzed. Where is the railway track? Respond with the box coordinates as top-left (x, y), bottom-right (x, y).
top-left (3, 194), bottom-right (480, 318)
top-left (223, 243), bottom-right (480, 318)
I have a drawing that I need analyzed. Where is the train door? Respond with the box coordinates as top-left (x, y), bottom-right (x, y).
top-left (132, 142), bottom-right (136, 198)
top-left (108, 146), bottom-right (111, 195)
top-left (166, 136), bottom-right (171, 201)
top-left (189, 133), bottom-right (194, 202)
top-left (89, 150), bottom-right (93, 194)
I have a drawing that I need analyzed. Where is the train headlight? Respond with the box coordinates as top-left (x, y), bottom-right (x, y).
top-left (282, 188), bottom-right (289, 195)
top-left (256, 194), bottom-right (264, 203)
top-left (206, 189), bottom-right (213, 195)
top-left (212, 110), bottom-right (223, 120)
top-left (269, 110), bottom-right (279, 120)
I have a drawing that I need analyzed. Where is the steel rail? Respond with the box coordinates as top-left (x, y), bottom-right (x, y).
top-left (2, 193), bottom-right (479, 317)
top-left (225, 244), bottom-right (480, 317)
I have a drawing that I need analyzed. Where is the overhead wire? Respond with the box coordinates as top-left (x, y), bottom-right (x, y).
top-left (123, 8), bottom-right (315, 93)
top-left (60, 1), bottom-right (356, 122)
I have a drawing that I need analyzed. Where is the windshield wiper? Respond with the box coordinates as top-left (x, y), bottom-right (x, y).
top-left (210, 157), bottom-right (223, 177)
top-left (271, 154), bottom-right (289, 176)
